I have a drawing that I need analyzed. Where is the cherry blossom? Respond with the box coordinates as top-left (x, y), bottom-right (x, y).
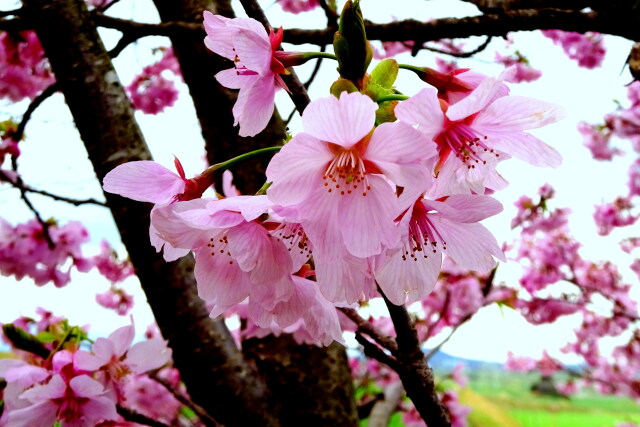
top-left (375, 194), bottom-right (504, 305)
top-left (278, 0), bottom-right (320, 14)
top-left (542, 30), bottom-right (605, 69)
top-left (267, 91), bottom-right (435, 261)
top-left (204, 12), bottom-right (296, 137)
top-left (395, 78), bottom-right (564, 197)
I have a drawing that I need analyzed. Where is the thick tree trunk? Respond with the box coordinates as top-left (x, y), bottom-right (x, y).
top-left (20, 0), bottom-right (279, 425)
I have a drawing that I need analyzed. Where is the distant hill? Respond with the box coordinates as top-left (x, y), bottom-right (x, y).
top-left (428, 350), bottom-right (505, 373)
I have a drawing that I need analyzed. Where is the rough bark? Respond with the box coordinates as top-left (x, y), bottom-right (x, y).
top-left (243, 335), bottom-right (360, 427)
top-left (151, 0), bottom-right (287, 193)
top-left (20, 0), bottom-right (278, 425)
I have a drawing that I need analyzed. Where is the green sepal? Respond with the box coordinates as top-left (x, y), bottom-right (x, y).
top-left (370, 59), bottom-right (398, 89)
top-left (330, 78), bottom-right (359, 98)
top-left (375, 100), bottom-right (398, 125)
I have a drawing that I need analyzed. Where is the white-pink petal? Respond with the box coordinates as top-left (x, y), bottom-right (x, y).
top-left (301, 92), bottom-right (376, 147)
top-left (103, 161), bottom-right (184, 204)
top-left (394, 87), bottom-right (444, 138)
top-left (488, 132), bottom-right (562, 167)
top-left (366, 121), bottom-right (435, 189)
top-left (338, 175), bottom-right (400, 258)
top-left (266, 132), bottom-right (333, 206)
top-left (126, 339), bottom-right (172, 373)
top-left (235, 75), bottom-right (276, 137)
top-left (375, 247), bottom-right (440, 305)
top-left (446, 76), bottom-right (504, 121)
top-left (475, 96), bottom-right (566, 132)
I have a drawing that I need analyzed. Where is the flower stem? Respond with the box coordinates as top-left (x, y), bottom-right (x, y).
top-left (376, 94), bottom-right (409, 103)
top-left (200, 146), bottom-right (282, 179)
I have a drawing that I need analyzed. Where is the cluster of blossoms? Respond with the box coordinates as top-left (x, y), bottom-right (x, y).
top-left (494, 52), bottom-right (542, 83)
top-left (104, 12), bottom-right (564, 347)
top-left (577, 82), bottom-right (640, 235)
top-left (278, 0), bottom-right (320, 14)
top-left (542, 30), bottom-right (606, 69)
top-left (0, 31), bottom-right (55, 102)
top-left (506, 185), bottom-right (640, 399)
top-left (0, 311), bottom-right (187, 426)
top-left (0, 218), bottom-right (133, 292)
top-left (126, 47), bottom-right (182, 115)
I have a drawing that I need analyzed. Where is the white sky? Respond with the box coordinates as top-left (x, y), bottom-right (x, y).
top-left (0, 0), bottom-right (638, 362)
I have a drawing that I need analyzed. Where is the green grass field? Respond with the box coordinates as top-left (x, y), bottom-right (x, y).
top-left (462, 371), bottom-right (640, 427)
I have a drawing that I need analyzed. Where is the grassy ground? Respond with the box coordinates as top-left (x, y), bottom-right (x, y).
top-left (463, 371), bottom-right (640, 427)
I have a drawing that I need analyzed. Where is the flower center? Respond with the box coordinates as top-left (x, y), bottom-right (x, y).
top-left (435, 122), bottom-right (499, 171)
top-left (272, 223), bottom-right (311, 257)
top-left (402, 203), bottom-right (446, 261)
top-left (322, 149), bottom-right (371, 197)
top-left (205, 231), bottom-right (234, 265)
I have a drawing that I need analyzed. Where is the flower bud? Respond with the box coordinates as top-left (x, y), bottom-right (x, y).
top-left (333, 0), bottom-right (372, 86)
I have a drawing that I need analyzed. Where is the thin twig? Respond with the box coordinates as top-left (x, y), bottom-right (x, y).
top-left (149, 373), bottom-right (222, 427)
top-left (0, 170), bottom-right (107, 206)
top-left (8, 157), bottom-right (55, 248)
top-left (318, 0), bottom-right (338, 28)
top-left (13, 83), bottom-right (59, 143)
top-left (355, 333), bottom-right (401, 372)
top-left (339, 307), bottom-right (398, 352)
top-left (117, 406), bottom-right (171, 427)
top-left (420, 35), bottom-right (493, 58)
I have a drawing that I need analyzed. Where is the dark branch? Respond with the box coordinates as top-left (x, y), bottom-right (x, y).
top-left (339, 307), bottom-right (398, 352)
top-left (92, 12), bottom-right (200, 38)
top-left (421, 35), bottom-right (493, 58)
top-left (380, 289), bottom-right (451, 427)
top-left (0, 170), bottom-right (107, 207)
top-left (284, 10), bottom-right (640, 45)
top-left (355, 333), bottom-right (401, 372)
top-left (117, 406), bottom-right (171, 427)
top-left (6, 158), bottom-right (55, 248)
top-left (13, 83), bottom-right (59, 143)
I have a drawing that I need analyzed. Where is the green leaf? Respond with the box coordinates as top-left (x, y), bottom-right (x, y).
top-left (370, 59), bottom-right (398, 89)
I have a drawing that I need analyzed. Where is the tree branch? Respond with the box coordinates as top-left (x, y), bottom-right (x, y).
top-left (284, 9), bottom-right (640, 45)
top-left (420, 35), bottom-right (493, 58)
top-left (339, 307), bottom-right (399, 352)
top-left (0, 170), bottom-right (107, 207)
top-left (12, 83), bottom-right (59, 143)
top-left (117, 406), bottom-right (171, 427)
top-left (380, 288), bottom-right (451, 427)
top-left (354, 333), bottom-right (400, 372)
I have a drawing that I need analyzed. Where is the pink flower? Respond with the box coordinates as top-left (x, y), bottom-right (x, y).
top-left (542, 30), bottom-right (605, 69)
top-left (374, 194), bottom-right (504, 305)
top-left (6, 374), bottom-right (117, 427)
top-left (204, 12), bottom-right (292, 137)
top-left (278, 0), bottom-right (320, 13)
top-left (103, 157), bottom-right (211, 205)
top-left (395, 78), bottom-right (564, 197)
top-left (577, 121), bottom-right (620, 161)
top-left (74, 323), bottom-right (172, 398)
top-left (494, 52), bottom-right (542, 83)
top-left (266, 92), bottom-right (435, 261)
top-left (151, 196), bottom-right (297, 318)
